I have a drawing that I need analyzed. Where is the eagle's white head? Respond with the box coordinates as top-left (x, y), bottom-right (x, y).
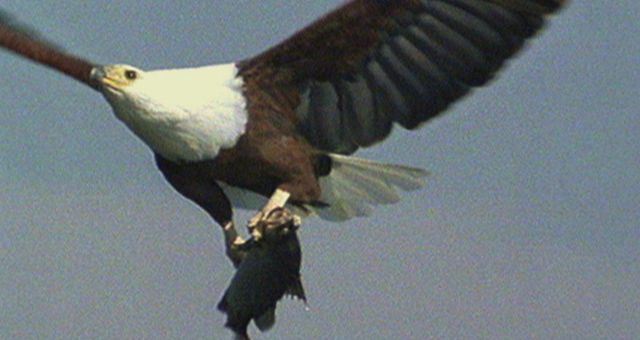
top-left (91, 63), bottom-right (248, 162)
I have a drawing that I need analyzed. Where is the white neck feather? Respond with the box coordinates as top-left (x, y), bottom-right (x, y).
top-left (103, 63), bottom-right (247, 162)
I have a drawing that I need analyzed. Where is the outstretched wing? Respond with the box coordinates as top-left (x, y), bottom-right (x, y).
top-left (0, 10), bottom-right (99, 89)
top-left (237, 0), bottom-right (565, 154)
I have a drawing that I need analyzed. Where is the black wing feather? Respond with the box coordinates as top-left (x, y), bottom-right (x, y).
top-left (293, 0), bottom-right (562, 153)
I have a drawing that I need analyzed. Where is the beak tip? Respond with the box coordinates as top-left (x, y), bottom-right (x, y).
top-left (90, 65), bottom-right (105, 81)
top-left (89, 65), bottom-right (105, 91)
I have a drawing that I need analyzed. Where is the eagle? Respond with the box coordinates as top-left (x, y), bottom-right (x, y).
top-left (1, 0), bottom-right (566, 336)
top-left (0, 0), bottom-right (565, 256)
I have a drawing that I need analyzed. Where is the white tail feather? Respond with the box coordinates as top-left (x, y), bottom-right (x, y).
top-left (308, 154), bottom-right (428, 221)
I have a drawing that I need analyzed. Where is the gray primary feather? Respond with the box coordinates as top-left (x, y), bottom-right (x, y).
top-left (295, 0), bottom-right (563, 154)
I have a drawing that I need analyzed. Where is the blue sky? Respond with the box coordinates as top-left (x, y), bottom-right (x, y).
top-left (1, 1), bottom-right (639, 339)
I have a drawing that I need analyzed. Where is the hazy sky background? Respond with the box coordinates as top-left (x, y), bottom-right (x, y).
top-left (1, 1), bottom-right (639, 339)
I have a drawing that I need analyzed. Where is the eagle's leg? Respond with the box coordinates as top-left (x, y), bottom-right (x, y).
top-left (223, 221), bottom-right (250, 268)
top-left (248, 188), bottom-right (291, 240)
top-left (154, 154), bottom-right (254, 267)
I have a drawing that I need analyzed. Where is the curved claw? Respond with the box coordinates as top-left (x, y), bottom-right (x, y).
top-left (248, 188), bottom-right (292, 240)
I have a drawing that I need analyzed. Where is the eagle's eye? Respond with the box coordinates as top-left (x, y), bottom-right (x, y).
top-left (124, 70), bottom-right (137, 80)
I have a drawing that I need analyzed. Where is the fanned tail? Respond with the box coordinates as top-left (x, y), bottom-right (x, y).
top-left (307, 154), bottom-right (428, 221)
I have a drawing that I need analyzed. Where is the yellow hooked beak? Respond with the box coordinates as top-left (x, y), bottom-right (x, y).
top-left (90, 64), bottom-right (142, 91)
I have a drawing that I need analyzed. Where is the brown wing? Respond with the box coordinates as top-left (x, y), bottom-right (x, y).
top-left (237, 0), bottom-right (566, 154)
top-left (0, 10), bottom-right (99, 90)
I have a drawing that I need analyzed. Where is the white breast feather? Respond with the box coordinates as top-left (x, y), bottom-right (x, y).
top-left (107, 63), bottom-right (247, 162)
